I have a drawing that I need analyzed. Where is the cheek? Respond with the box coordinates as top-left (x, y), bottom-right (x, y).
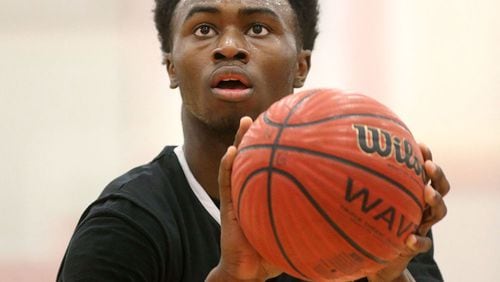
top-left (253, 40), bottom-right (298, 82)
top-left (172, 41), bottom-right (210, 86)
top-left (262, 52), bottom-right (298, 86)
top-left (174, 55), bottom-right (199, 83)
top-left (173, 56), bottom-right (202, 105)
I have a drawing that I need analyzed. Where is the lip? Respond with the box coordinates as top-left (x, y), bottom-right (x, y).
top-left (209, 66), bottom-right (254, 102)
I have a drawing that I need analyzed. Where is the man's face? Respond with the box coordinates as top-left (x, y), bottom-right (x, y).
top-left (166, 0), bottom-right (310, 132)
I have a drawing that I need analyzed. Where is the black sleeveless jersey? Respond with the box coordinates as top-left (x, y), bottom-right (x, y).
top-left (57, 146), bottom-right (303, 281)
top-left (57, 146), bottom-right (442, 281)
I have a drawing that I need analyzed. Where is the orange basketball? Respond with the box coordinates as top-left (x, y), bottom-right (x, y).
top-left (231, 89), bottom-right (426, 281)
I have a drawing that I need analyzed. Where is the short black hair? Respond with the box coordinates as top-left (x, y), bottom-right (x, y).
top-left (153, 0), bottom-right (319, 53)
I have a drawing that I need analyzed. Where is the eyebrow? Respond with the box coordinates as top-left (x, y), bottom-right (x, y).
top-left (238, 7), bottom-right (279, 20)
top-left (185, 6), bottom-right (220, 22)
top-left (184, 6), bottom-right (280, 22)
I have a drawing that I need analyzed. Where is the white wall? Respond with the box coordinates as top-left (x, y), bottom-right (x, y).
top-left (0, 1), bottom-right (498, 281)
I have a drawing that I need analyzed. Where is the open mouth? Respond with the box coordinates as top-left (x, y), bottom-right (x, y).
top-left (216, 79), bottom-right (249, 90)
top-left (210, 71), bottom-right (253, 102)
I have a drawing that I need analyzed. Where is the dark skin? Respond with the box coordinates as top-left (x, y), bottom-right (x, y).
top-left (165, 0), bottom-right (310, 199)
top-left (165, 0), bottom-right (450, 281)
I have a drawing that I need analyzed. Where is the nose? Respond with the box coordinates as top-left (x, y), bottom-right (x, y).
top-left (212, 29), bottom-right (249, 63)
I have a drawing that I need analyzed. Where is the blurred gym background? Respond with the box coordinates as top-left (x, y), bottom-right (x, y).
top-left (0, 1), bottom-right (498, 281)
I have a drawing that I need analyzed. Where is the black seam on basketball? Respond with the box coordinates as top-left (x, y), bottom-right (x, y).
top-left (234, 90), bottom-right (414, 277)
top-left (264, 92), bottom-right (316, 278)
top-left (236, 167), bottom-right (268, 219)
top-left (267, 170), bottom-right (308, 278)
top-left (263, 112), bottom-right (411, 134)
top-left (236, 167), bottom-right (307, 278)
top-left (271, 167), bottom-right (389, 264)
top-left (238, 144), bottom-right (424, 211)
top-left (236, 87), bottom-right (313, 214)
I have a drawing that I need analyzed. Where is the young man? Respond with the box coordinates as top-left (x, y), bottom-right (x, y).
top-left (58, 0), bottom-right (449, 281)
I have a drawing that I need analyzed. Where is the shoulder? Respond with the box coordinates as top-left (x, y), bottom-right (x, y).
top-left (58, 146), bottom-right (186, 281)
top-left (75, 146), bottom-right (187, 258)
top-left (100, 145), bottom-right (182, 200)
top-left (81, 146), bottom-right (187, 241)
top-left (95, 146), bottom-right (187, 221)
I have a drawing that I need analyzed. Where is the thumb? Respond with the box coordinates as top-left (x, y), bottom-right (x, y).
top-left (218, 146), bottom-right (238, 218)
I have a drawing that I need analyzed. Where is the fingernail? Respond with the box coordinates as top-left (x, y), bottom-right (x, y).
top-left (425, 185), bottom-right (436, 199)
top-left (428, 161), bottom-right (436, 172)
top-left (407, 234), bottom-right (417, 247)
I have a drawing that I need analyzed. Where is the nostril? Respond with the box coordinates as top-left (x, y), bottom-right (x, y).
top-left (235, 52), bottom-right (247, 61)
top-left (212, 48), bottom-right (249, 63)
top-left (214, 52), bottom-right (225, 61)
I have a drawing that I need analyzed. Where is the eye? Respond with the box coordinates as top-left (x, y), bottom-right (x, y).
top-left (194, 24), bottom-right (217, 37)
top-left (246, 24), bottom-right (270, 37)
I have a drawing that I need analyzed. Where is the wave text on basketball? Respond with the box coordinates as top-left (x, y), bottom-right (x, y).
top-left (344, 177), bottom-right (419, 239)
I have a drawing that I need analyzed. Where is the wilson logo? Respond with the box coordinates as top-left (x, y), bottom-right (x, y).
top-left (353, 124), bottom-right (425, 182)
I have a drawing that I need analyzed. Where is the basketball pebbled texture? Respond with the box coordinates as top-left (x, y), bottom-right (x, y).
top-left (231, 89), bottom-right (426, 281)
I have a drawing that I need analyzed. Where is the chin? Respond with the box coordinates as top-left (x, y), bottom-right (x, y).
top-left (204, 115), bottom-right (241, 135)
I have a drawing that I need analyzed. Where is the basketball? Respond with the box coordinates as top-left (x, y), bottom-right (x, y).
top-left (231, 89), bottom-right (426, 281)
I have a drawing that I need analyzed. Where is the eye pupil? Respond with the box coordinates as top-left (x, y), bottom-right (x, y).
top-left (253, 25), bottom-right (263, 34)
top-left (200, 25), bottom-right (210, 34)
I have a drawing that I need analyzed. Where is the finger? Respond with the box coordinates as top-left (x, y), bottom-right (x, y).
top-left (218, 146), bottom-right (238, 214)
top-left (419, 185), bottom-right (447, 235)
top-left (424, 160), bottom-right (451, 197)
top-left (406, 234), bottom-right (433, 254)
top-left (419, 143), bottom-right (433, 162)
top-left (418, 143), bottom-right (432, 183)
top-left (233, 116), bottom-right (253, 147)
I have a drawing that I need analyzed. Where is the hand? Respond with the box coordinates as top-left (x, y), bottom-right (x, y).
top-left (418, 143), bottom-right (450, 236)
top-left (366, 143), bottom-right (450, 282)
top-left (207, 117), bottom-right (282, 281)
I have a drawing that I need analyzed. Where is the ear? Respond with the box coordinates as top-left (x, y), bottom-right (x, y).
top-left (164, 53), bottom-right (179, 89)
top-left (293, 49), bottom-right (312, 88)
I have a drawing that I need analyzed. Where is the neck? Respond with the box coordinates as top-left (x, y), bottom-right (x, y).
top-left (181, 108), bottom-right (236, 200)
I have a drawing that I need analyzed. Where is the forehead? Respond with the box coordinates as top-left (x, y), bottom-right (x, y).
top-left (172, 0), bottom-right (295, 24)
